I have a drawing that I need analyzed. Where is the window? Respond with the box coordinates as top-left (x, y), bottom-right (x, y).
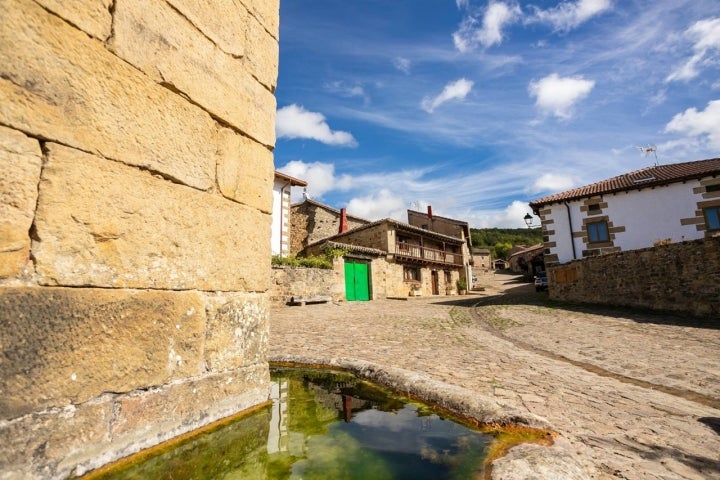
top-left (403, 266), bottom-right (420, 282)
top-left (588, 203), bottom-right (601, 213)
top-left (706, 184), bottom-right (720, 193)
top-left (705, 206), bottom-right (720, 231)
top-left (444, 271), bottom-right (452, 283)
top-left (587, 221), bottom-right (609, 243)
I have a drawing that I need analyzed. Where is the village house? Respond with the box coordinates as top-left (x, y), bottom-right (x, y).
top-left (508, 243), bottom-right (545, 276)
top-left (303, 218), bottom-right (466, 300)
top-left (471, 247), bottom-right (492, 273)
top-left (529, 158), bottom-right (720, 266)
top-left (290, 198), bottom-right (371, 255)
top-left (272, 171), bottom-right (307, 257)
top-left (406, 206), bottom-right (474, 288)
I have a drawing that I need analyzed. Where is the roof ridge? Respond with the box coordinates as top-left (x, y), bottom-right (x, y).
top-left (530, 157), bottom-right (720, 207)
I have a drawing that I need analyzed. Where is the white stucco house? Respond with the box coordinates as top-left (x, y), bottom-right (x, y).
top-left (528, 158), bottom-right (720, 265)
top-left (272, 171), bottom-right (307, 256)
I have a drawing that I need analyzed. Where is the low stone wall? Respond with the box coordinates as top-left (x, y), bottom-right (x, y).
top-left (270, 263), bottom-right (346, 304)
top-left (548, 236), bottom-right (720, 317)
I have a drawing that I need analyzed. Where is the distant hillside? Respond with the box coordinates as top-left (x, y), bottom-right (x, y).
top-left (470, 227), bottom-right (542, 260)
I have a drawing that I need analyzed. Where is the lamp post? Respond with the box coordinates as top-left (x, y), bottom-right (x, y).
top-left (524, 213), bottom-right (539, 228)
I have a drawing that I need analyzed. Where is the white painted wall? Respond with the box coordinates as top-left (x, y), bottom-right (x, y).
top-left (271, 178), bottom-right (288, 256)
top-left (546, 179), bottom-right (707, 264)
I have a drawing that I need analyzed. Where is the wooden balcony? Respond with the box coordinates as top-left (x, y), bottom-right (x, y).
top-left (394, 242), bottom-right (462, 266)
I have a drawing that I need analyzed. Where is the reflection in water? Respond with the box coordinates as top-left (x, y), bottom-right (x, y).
top-left (86, 368), bottom-right (492, 480)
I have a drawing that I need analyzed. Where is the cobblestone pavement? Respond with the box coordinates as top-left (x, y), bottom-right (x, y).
top-left (269, 272), bottom-right (720, 479)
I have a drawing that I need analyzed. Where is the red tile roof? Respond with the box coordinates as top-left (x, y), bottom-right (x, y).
top-left (530, 158), bottom-right (720, 208)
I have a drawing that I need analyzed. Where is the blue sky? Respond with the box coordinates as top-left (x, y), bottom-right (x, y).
top-left (273, 0), bottom-right (720, 228)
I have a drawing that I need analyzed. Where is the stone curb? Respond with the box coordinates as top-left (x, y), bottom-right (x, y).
top-left (269, 354), bottom-right (589, 479)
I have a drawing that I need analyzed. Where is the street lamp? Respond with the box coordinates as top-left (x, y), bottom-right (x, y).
top-left (524, 213), bottom-right (539, 228)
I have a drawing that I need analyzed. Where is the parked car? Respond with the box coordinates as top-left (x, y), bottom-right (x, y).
top-left (534, 272), bottom-right (548, 292)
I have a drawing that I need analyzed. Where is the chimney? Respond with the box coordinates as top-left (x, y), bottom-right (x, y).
top-left (427, 205), bottom-right (433, 219)
top-left (339, 208), bottom-right (348, 234)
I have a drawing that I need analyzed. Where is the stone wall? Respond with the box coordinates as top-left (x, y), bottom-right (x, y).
top-left (548, 237), bottom-right (720, 317)
top-left (0, 1), bottom-right (278, 478)
top-left (270, 264), bottom-right (346, 304)
top-left (290, 200), bottom-right (369, 254)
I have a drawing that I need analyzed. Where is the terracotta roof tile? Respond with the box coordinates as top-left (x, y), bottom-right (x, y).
top-left (529, 158), bottom-right (720, 208)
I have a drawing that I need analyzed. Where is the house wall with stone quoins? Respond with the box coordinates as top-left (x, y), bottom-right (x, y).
top-left (538, 178), bottom-right (720, 265)
top-left (548, 236), bottom-right (720, 317)
top-left (0, 1), bottom-right (278, 479)
top-left (290, 200), bottom-right (370, 254)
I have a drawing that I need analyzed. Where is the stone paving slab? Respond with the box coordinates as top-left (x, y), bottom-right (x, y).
top-left (269, 273), bottom-right (720, 479)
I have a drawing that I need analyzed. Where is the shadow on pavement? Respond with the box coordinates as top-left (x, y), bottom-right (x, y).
top-left (431, 273), bottom-right (719, 330)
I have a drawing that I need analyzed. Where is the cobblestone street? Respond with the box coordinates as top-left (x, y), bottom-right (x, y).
top-left (269, 272), bottom-right (720, 479)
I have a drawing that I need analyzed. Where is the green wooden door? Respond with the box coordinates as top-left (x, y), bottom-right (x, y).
top-left (344, 260), bottom-right (370, 301)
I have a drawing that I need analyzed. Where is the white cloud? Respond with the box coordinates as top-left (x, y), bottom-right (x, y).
top-left (393, 57), bottom-right (411, 74)
top-left (278, 160), bottom-right (352, 199)
top-left (325, 81), bottom-right (366, 98)
top-left (528, 73), bottom-right (595, 120)
top-left (453, 1), bottom-right (521, 52)
top-left (666, 17), bottom-right (720, 82)
top-left (421, 78), bottom-right (474, 113)
top-left (456, 0), bottom-right (470, 10)
top-left (346, 189), bottom-right (407, 221)
top-left (529, 173), bottom-right (577, 194)
top-left (465, 201), bottom-right (535, 229)
top-left (276, 104), bottom-right (358, 147)
top-left (664, 99), bottom-right (720, 149)
top-left (530, 0), bottom-right (612, 32)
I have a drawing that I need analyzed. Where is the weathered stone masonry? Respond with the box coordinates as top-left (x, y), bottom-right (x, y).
top-left (0, 1), bottom-right (278, 478)
top-left (548, 237), bottom-right (720, 317)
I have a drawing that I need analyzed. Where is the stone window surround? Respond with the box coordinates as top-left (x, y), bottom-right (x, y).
top-left (704, 206), bottom-right (720, 231)
top-left (574, 197), bottom-right (626, 256)
top-left (683, 179), bottom-right (720, 237)
top-left (403, 265), bottom-right (421, 282)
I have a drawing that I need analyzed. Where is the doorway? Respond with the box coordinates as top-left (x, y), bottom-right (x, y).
top-left (344, 259), bottom-right (370, 301)
top-left (431, 270), bottom-right (439, 295)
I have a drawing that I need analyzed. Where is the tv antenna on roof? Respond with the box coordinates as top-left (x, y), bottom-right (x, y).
top-left (637, 144), bottom-right (657, 164)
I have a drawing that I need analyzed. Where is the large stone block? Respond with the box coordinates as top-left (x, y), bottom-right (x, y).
top-left (204, 293), bottom-right (269, 372)
top-left (110, 0), bottom-right (276, 146)
top-left (244, 8), bottom-right (279, 91)
top-left (0, 402), bottom-right (113, 480)
top-left (0, 0), bottom-right (216, 190)
top-left (166, 0), bottom-right (248, 58)
top-left (78, 366), bottom-right (270, 477)
top-left (239, 0), bottom-right (279, 40)
top-left (0, 126), bottom-right (42, 278)
top-left (217, 128), bottom-right (274, 213)
top-left (33, 144), bottom-right (271, 290)
top-left (34, 0), bottom-right (113, 40)
top-left (0, 286), bottom-right (206, 419)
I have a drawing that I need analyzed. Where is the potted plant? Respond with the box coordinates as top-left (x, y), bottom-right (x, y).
top-left (456, 278), bottom-right (467, 295)
top-left (409, 283), bottom-right (422, 296)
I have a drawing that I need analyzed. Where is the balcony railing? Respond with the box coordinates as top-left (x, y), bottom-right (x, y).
top-left (395, 242), bottom-right (462, 266)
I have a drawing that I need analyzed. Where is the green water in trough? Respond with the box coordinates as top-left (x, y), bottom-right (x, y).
top-left (86, 368), bottom-right (500, 480)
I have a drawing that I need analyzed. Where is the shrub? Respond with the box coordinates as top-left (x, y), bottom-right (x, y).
top-left (271, 254), bottom-right (333, 269)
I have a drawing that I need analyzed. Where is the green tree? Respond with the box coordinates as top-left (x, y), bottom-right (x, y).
top-left (493, 241), bottom-right (513, 260)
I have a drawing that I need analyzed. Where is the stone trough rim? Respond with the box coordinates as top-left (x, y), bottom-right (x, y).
top-left (269, 354), bottom-right (590, 480)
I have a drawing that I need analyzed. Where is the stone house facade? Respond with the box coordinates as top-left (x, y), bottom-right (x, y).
top-left (406, 207), bottom-right (474, 287)
top-left (471, 247), bottom-right (492, 276)
top-left (272, 171), bottom-right (307, 256)
top-left (529, 158), bottom-right (720, 265)
top-left (1, 1), bottom-right (278, 478)
top-left (290, 198), bottom-right (370, 254)
top-left (304, 219), bottom-right (466, 299)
